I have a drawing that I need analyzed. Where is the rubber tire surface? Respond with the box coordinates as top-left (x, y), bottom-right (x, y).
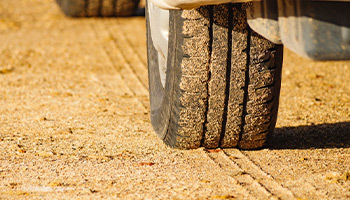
top-left (56, 0), bottom-right (140, 17)
top-left (147, 4), bottom-right (283, 149)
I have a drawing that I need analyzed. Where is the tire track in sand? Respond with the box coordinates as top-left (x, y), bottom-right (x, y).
top-left (88, 19), bottom-right (149, 110)
top-left (205, 149), bottom-right (296, 200)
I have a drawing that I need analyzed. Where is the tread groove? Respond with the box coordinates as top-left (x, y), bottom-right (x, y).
top-left (255, 81), bottom-right (277, 90)
top-left (84, 0), bottom-right (89, 17)
top-left (98, 0), bottom-right (103, 17)
top-left (247, 96), bottom-right (275, 106)
top-left (106, 23), bottom-right (149, 89)
top-left (200, 6), bottom-right (213, 147)
top-left (219, 4), bottom-right (233, 147)
top-left (239, 24), bottom-right (252, 146)
top-left (112, 0), bottom-right (117, 16)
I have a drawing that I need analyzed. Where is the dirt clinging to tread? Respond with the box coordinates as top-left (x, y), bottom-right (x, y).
top-left (177, 4), bottom-right (283, 149)
top-left (177, 8), bottom-right (211, 149)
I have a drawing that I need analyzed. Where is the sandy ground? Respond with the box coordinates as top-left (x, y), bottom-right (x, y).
top-left (0, 0), bottom-right (349, 199)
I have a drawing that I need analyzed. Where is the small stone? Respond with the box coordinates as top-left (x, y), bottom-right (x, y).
top-left (17, 149), bottom-right (26, 153)
top-left (341, 172), bottom-right (350, 181)
top-left (227, 170), bottom-right (247, 177)
top-left (211, 195), bottom-right (235, 199)
top-left (48, 180), bottom-right (63, 187)
top-left (39, 117), bottom-right (48, 121)
top-left (138, 162), bottom-right (155, 166)
top-left (8, 183), bottom-right (18, 188)
top-left (0, 67), bottom-right (14, 74)
top-left (89, 189), bottom-right (98, 193)
top-left (37, 151), bottom-right (54, 157)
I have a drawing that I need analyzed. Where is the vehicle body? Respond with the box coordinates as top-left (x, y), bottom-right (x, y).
top-left (150, 0), bottom-right (350, 60)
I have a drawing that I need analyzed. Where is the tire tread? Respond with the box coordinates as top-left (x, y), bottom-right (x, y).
top-left (148, 3), bottom-right (283, 150)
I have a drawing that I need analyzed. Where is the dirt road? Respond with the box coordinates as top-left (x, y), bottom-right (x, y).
top-left (0, 0), bottom-right (349, 199)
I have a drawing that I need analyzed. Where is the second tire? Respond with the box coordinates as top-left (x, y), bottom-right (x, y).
top-left (56, 0), bottom-right (140, 17)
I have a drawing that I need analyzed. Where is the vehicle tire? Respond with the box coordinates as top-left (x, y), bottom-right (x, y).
top-left (55, 0), bottom-right (140, 17)
top-left (147, 3), bottom-right (283, 149)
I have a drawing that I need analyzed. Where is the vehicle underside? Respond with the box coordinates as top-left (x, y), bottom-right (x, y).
top-left (150, 0), bottom-right (350, 60)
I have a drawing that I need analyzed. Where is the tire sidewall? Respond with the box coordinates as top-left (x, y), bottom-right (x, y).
top-left (147, 6), bottom-right (183, 144)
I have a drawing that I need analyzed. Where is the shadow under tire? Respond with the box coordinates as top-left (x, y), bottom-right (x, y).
top-left (147, 4), bottom-right (283, 149)
top-left (56, 0), bottom-right (140, 17)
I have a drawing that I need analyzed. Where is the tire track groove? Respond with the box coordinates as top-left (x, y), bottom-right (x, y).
top-left (201, 150), bottom-right (255, 200)
top-left (205, 150), bottom-right (274, 199)
top-left (233, 151), bottom-right (331, 199)
top-left (106, 20), bottom-right (149, 90)
top-left (116, 19), bottom-right (147, 66)
top-left (205, 148), bottom-right (296, 200)
top-left (224, 149), bottom-right (296, 200)
top-left (89, 20), bottom-right (149, 110)
top-left (282, 178), bottom-right (329, 199)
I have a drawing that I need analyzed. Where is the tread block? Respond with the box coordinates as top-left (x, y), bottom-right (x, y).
top-left (248, 86), bottom-right (274, 104)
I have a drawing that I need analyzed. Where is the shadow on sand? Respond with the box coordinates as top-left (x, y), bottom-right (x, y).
top-left (267, 122), bottom-right (350, 149)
